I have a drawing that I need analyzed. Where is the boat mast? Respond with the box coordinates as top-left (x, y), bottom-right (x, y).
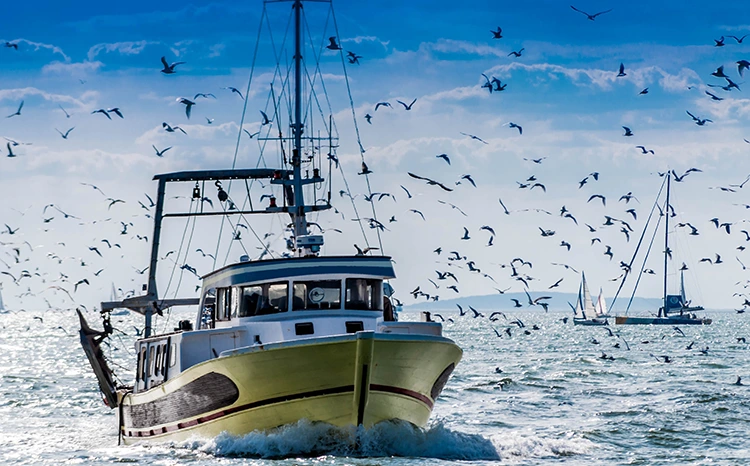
top-left (144, 176), bottom-right (166, 337)
top-left (292, 0), bottom-right (309, 244)
top-left (661, 173), bottom-right (671, 317)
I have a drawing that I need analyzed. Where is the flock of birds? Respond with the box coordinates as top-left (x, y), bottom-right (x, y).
top-left (0, 5), bottom-right (749, 383)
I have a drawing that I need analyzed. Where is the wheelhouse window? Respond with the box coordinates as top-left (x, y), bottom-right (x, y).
top-left (293, 280), bottom-right (341, 310)
top-left (345, 278), bottom-right (383, 311)
top-left (239, 281), bottom-right (289, 317)
top-left (148, 346), bottom-right (156, 376)
top-left (138, 346), bottom-right (147, 381)
top-left (216, 287), bottom-right (232, 321)
top-left (200, 288), bottom-right (216, 329)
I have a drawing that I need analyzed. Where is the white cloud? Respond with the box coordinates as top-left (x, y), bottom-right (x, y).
top-left (208, 43), bottom-right (226, 58)
top-left (422, 85), bottom-right (486, 102)
top-left (171, 40), bottom-right (197, 58)
top-left (12, 38), bottom-right (70, 61)
top-left (87, 40), bottom-right (160, 61)
top-left (42, 60), bottom-right (103, 76)
top-left (341, 36), bottom-right (390, 50)
top-left (695, 95), bottom-right (750, 120)
top-left (0, 87), bottom-right (98, 110)
top-left (423, 39), bottom-right (506, 58)
top-left (135, 121), bottom-right (242, 146)
top-left (485, 62), bottom-right (701, 92)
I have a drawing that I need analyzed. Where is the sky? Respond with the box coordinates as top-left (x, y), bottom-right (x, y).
top-left (2, 0), bottom-right (750, 317)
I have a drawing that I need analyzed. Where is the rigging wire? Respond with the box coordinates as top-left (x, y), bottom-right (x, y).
top-left (667, 189), bottom-right (705, 306)
top-left (330, 2), bottom-right (385, 255)
top-left (624, 210), bottom-right (663, 315)
top-left (610, 174), bottom-right (668, 312)
top-left (158, 196), bottom-right (197, 308)
top-left (298, 6), bottom-right (370, 249)
top-left (212, 4), bottom-right (267, 272)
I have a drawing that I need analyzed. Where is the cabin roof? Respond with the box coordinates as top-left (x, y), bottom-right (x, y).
top-left (153, 168), bottom-right (289, 183)
top-left (202, 255), bottom-right (395, 289)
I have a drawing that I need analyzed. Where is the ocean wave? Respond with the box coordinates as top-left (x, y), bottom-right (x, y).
top-left (489, 430), bottom-right (594, 458)
top-left (184, 419), bottom-right (593, 462)
top-left (187, 419), bottom-right (500, 460)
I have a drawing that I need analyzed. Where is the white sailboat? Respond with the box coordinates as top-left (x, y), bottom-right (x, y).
top-left (594, 288), bottom-right (609, 318)
top-left (573, 273), bottom-right (608, 326)
top-left (614, 173), bottom-right (711, 325)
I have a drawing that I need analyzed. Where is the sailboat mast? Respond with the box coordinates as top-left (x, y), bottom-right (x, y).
top-left (662, 173), bottom-right (671, 317)
top-left (292, 0), bottom-right (309, 243)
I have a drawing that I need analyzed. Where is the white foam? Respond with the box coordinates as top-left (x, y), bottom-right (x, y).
top-left (489, 430), bottom-right (594, 459)
top-left (186, 419), bottom-right (501, 460)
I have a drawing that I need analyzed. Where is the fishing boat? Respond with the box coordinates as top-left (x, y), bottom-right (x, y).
top-left (572, 273), bottom-right (608, 326)
top-left (614, 173), bottom-right (711, 325)
top-left (78, 0), bottom-right (461, 444)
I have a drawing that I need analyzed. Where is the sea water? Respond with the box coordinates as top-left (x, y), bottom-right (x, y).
top-left (1, 308), bottom-right (748, 465)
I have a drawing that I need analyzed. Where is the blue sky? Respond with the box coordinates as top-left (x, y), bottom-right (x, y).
top-left (2, 0), bottom-right (750, 314)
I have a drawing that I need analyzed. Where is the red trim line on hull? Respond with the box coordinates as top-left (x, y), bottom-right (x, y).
top-left (370, 384), bottom-right (434, 409)
top-left (123, 383), bottom-right (433, 438)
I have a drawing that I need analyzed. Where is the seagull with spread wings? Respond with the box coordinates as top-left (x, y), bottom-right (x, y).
top-left (570, 5), bottom-right (613, 21)
top-left (6, 100), bottom-right (23, 118)
top-left (397, 98), bottom-right (417, 110)
top-left (160, 56), bottom-right (185, 74)
top-left (460, 132), bottom-right (488, 144)
top-left (407, 172), bottom-right (453, 192)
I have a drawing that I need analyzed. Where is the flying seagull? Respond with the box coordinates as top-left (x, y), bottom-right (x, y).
top-left (570, 5), bottom-right (613, 21)
top-left (460, 132), bottom-right (488, 144)
top-left (222, 87), bottom-right (245, 100)
top-left (397, 98), bottom-right (417, 110)
top-left (177, 97), bottom-right (196, 119)
top-left (92, 109), bottom-right (112, 119)
top-left (55, 127), bottom-right (75, 139)
top-left (162, 122), bottom-right (187, 134)
top-left (107, 107), bottom-right (124, 118)
top-left (326, 37), bottom-right (342, 50)
top-left (508, 122), bottom-right (523, 134)
top-left (6, 100), bottom-right (23, 118)
top-left (617, 62), bottom-right (626, 77)
top-left (160, 56), bottom-right (185, 74)
top-left (408, 172), bottom-right (453, 192)
top-left (152, 145), bottom-right (172, 157)
top-left (260, 110), bottom-right (273, 126)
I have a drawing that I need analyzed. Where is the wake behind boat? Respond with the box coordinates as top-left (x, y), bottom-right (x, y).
top-left (613, 173), bottom-right (711, 326)
top-left (78, 0), bottom-right (461, 444)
